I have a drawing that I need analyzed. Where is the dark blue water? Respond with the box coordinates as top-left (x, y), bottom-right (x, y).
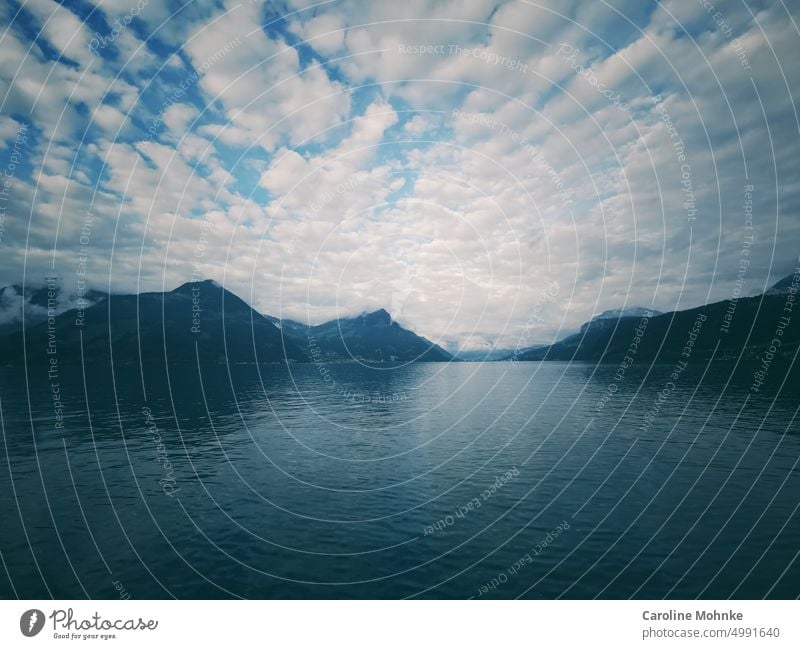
top-left (1, 361), bottom-right (798, 598)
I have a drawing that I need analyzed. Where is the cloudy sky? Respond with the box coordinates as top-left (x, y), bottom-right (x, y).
top-left (0, 0), bottom-right (798, 351)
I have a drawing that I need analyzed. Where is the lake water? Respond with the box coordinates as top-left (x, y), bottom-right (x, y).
top-left (1, 361), bottom-right (798, 599)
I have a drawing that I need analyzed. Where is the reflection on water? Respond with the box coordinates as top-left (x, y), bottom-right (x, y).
top-left (1, 361), bottom-right (798, 598)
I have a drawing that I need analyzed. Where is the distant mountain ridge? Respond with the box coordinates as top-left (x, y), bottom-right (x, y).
top-left (591, 306), bottom-right (663, 320)
top-left (0, 279), bottom-right (307, 366)
top-left (268, 308), bottom-right (452, 364)
top-left (580, 306), bottom-right (662, 335)
top-left (455, 348), bottom-right (516, 362)
top-left (765, 273), bottom-right (798, 295)
top-left (511, 271), bottom-right (799, 365)
top-left (0, 280), bottom-right (451, 366)
top-left (2, 270), bottom-right (797, 369)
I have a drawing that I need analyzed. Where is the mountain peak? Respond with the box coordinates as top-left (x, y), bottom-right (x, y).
top-left (172, 279), bottom-right (223, 294)
top-left (579, 307), bottom-right (661, 335)
top-left (591, 307), bottom-right (661, 321)
top-left (304, 307), bottom-right (449, 363)
top-left (360, 308), bottom-right (392, 325)
top-left (766, 272), bottom-right (799, 295)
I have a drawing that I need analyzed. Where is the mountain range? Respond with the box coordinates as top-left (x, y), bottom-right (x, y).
top-left (0, 279), bottom-right (451, 366)
top-left (511, 272), bottom-right (798, 364)
top-left (274, 308), bottom-right (451, 364)
top-left (1, 271), bottom-right (796, 368)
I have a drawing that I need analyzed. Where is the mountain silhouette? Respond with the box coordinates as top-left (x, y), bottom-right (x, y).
top-left (0, 281), bottom-right (453, 366)
top-left (512, 272), bottom-right (799, 366)
top-left (270, 308), bottom-right (453, 364)
top-left (0, 279), bottom-right (307, 366)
